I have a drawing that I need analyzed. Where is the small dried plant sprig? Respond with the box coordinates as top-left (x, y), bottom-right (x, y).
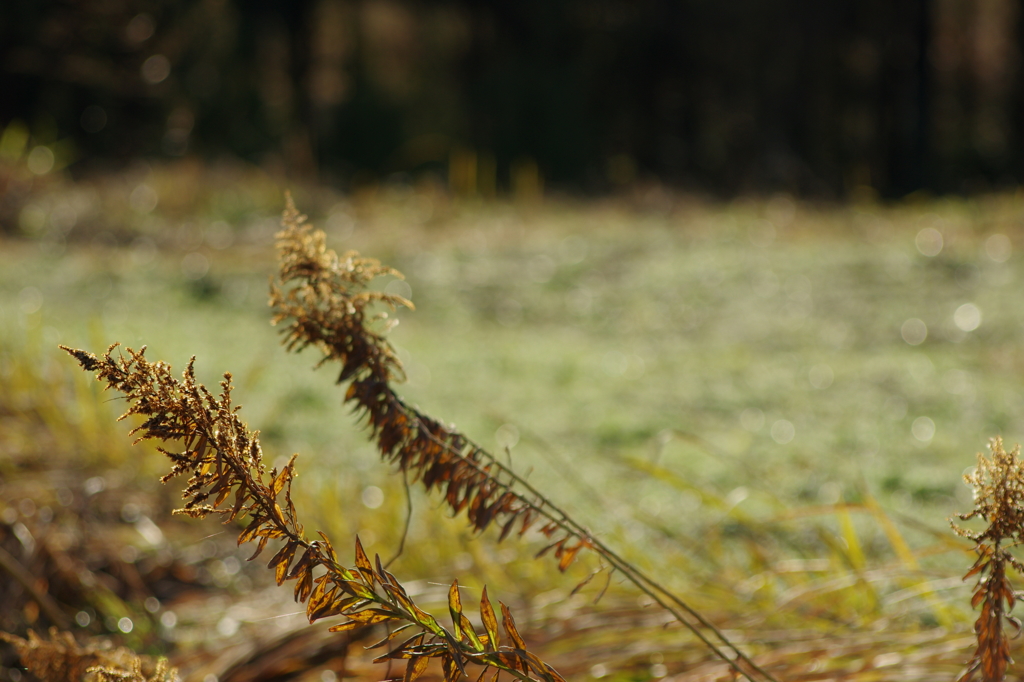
top-left (952, 437), bottom-right (1024, 682)
top-left (87, 656), bottom-right (176, 682)
top-left (269, 197), bottom-right (780, 682)
top-left (0, 628), bottom-right (178, 682)
top-left (269, 196), bottom-right (592, 569)
top-left (61, 343), bottom-right (564, 682)
top-left (271, 198), bottom-right (410, 385)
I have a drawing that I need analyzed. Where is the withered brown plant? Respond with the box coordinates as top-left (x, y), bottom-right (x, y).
top-left (952, 437), bottom-right (1024, 682)
top-left (269, 198), bottom-right (590, 569)
top-left (269, 195), bottom-right (779, 682)
top-left (0, 628), bottom-right (177, 682)
top-left (61, 343), bottom-right (564, 682)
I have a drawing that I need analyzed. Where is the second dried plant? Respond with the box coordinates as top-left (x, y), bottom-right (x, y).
top-left (952, 437), bottom-right (1024, 682)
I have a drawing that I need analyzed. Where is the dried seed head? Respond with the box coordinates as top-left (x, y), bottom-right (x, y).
top-left (952, 437), bottom-right (1024, 682)
top-left (954, 438), bottom-right (1024, 546)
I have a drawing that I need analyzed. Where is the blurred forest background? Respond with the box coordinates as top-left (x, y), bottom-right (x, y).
top-left (2, 0), bottom-right (1022, 204)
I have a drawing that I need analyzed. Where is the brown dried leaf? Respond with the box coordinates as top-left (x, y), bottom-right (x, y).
top-left (346, 608), bottom-right (398, 624)
top-left (479, 588), bottom-right (499, 652)
top-left (271, 467), bottom-right (290, 497)
top-left (294, 566), bottom-right (314, 603)
top-left (964, 556), bottom-right (988, 581)
top-left (442, 654), bottom-right (461, 682)
top-left (248, 535), bottom-right (269, 561)
top-left (458, 613), bottom-right (482, 651)
top-left (557, 541), bottom-right (583, 572)
top-left (448, 580), bottom-right (463, 638)
top-left (404, 657), bottom-right (429, 682)
top-left (268, 541), bottom-right (299, 585)
top-left (366, 624), bottom-right (417, 650)
top-left (238, 517), bottom-right (262, 546)
top-left (354, 536), bottom-right (374, 583)
top-left (500, 602), bottom-right (527, 651)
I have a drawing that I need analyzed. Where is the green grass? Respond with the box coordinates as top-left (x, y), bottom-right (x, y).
top-left (4, 179), bottom-right (1024, 650)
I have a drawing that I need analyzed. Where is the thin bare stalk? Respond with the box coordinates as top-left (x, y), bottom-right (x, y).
top-left (408, 411), bottom-right (776, 682)
top-left (385, 468), bottom-right (413, 569)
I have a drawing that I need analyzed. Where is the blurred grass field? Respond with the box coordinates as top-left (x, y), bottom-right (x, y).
top-left (4, 162), bottom-right (1024, 678)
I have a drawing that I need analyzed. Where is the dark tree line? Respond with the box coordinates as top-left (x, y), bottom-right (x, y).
top-left (1, 0), bottom-right (1021, 198)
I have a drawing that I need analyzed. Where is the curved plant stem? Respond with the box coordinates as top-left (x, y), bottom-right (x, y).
top-left (385, 468), bottom-right (413, 569)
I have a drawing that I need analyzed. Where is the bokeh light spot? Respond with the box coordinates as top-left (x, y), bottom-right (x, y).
top-left (771, 420), bottom-right (795, 444)
top-left (384, 278), bottom-right (412, 300)
top-left (217, 616), bottom-right (239, 637)
top-left (953, 303), bottom-right (981, 332)
top-left (912, 416), bottom-right (935, 442)
top-left (126, 13), bottom-right (155, 43)
top-left (985, 234), bottom-right (1012, 262)
top-left (361, 486), bottom-right (384, 509)
top-left (130, 184), bottom-right (159, 213)
top-left (808, 364), bottom-right (834, 389)
top-left (141, 55), bottom-right (171, 84)
top-left (739, 408), bottom-right (765, 432)
top-left (18, 287), bottom-right (43, 314)
top-left (900, 318), bottom-right (927, 345)
top-left (26, 146), bottom-right (54, 175)
top-left (495, 423), bottom-right (520, 449)
top-left (915, 227), bottom-right (943, 256)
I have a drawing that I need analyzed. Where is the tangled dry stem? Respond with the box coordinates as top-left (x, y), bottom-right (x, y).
top-left (952, 437), bottom-right (1024, 682)
top-left (268, 194), bottom-right (778, 682)
top-left (61, 342), bottom-right (563, 682)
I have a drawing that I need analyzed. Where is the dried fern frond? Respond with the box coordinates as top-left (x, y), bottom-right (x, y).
top-left (268, 196), bottom-right (779, 682)
top-left (62, 343), bottom-right (564, 682)
top-left (0, 628), bottom-right (177, 682)
top-left (951, 437), bottom-right (1024, 682)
